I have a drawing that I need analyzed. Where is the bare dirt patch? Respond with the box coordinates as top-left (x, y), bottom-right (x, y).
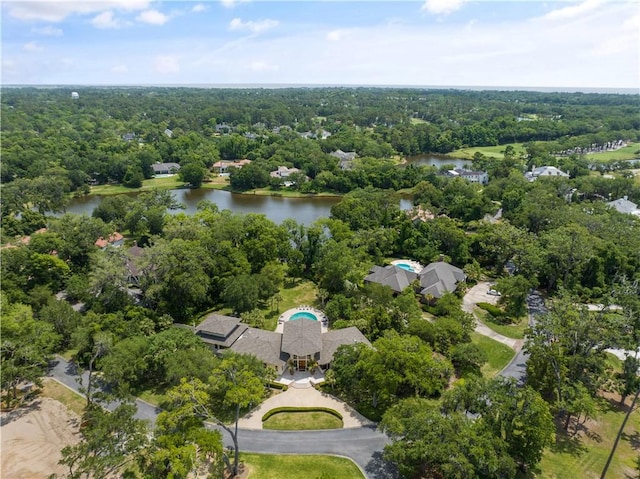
top-left (1, 397), bottom-right (80, 478)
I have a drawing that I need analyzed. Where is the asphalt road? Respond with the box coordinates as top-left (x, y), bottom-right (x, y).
top-left (47, 290), bottom-right (548, 478)
top-left (498, 290), bottom-right (546, 382)
top-left (48, 357), bottom-right (394, 478)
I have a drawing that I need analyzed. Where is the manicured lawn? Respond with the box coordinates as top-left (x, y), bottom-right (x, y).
top-left (475, 308), bottom-right (527, 339)
top-left (537, 396), bottom-right (639, 479)
top-left (586, 143), bottom-right (639, 162)
top-left (41, 377), bottom-right (85, 416)
top-left (263, 279), bottom-right (320, 330)
top-left (200, 279), bottom-right (320, 331)
top-left (240, 453), bottom-right (364, 479)
top-left (262, 410), bottom-right (343, 430)
top-left (89, 175), bottom-right (186, 195)
top-left (471, 332), bottom-right (516, 378)
top-left (450, 143), bottom-right (527, 160)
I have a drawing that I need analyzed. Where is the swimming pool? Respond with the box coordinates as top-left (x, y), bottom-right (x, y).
top-left (396, 263), bottom-right (414, 272)
top-left (290, 311), bottom-right (318, 321)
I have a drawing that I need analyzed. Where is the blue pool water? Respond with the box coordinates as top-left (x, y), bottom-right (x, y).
top-left (396, 263), bottom-right (413, 271)
top-left (290, 311), bottom-right (318, 321)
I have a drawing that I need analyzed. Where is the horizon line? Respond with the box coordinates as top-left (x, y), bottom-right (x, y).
top-left (2, 83), bottom-right (638, 94)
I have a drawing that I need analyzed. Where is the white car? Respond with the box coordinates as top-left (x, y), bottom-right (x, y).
top-left (487, 289), bottom-right (501, 296)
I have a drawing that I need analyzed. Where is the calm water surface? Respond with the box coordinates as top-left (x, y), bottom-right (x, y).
top-left (64, 189), bottom-right (342, 225)
top-left (64, 188), bottom-right (414, 224)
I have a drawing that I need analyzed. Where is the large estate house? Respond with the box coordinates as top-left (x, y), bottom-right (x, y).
top-left (364, 261), bottom-right (466, 299)
top-left (194, 314), bottom-right (370, 374)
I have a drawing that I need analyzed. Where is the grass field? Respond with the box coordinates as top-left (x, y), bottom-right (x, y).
top-left (475, 308), bottom-right (527, 339)
top-left (262, 410), bottom-right (343, 430)
top-left (410, 118), bottom-right (429, 125)
top-left (471, 332), bottom-right (516, 378)
top-left (449, 143), bottom-right (527, 160)
top-left (88, 175), bottom-right (185, 195)
top-left (585, 143), bottom-right (639, 162)
top-left (41, 378), bottom-right (85, 416)
top-left (537, 395), bottom-right (639, 479)
top-left (200, 279), bottom-right (320, 331)
top-left (240, 453), bottom-right (364, 479)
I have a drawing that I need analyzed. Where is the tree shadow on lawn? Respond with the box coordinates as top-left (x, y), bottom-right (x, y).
top-left (622, 430), bottom-right (640, 451)
top-left (550, 427), bottom-right (589, 458)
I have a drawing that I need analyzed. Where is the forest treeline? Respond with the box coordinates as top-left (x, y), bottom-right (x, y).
top-left (2, 87), bottom-right (640, 478)
top-left (1, 87), bottom-right (638, 213)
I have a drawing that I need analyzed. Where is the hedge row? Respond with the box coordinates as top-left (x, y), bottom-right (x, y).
top-left (262, 406), bottom-right (343, 422)
top-left (268, 381), bottom-right (289, 391)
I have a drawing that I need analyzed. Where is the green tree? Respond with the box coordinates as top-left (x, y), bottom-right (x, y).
top-left (60, 402), bottom-right (149, 479)
top-left (444, 377), bottom-right (555, 472)
top-left (0, 297), bottom-right (60, 404)
top-left (380, 398), bottom-right (516, 479)
top-left (179, 162), bottom-right (207, 188)
top-left (496, 274), bottom-right (533, 318)
top-left (164, 352), bottom-right (269, 477)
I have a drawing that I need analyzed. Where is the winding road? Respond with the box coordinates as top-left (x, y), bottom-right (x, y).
top-left (47, 358), bottom-right (393, 478)
top-left (47, 287), bottom-right (546, 479)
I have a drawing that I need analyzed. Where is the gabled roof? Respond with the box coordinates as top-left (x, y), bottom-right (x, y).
top-left (364, 265), bottom-right (418, 293)
top-left (230, 327), bottom-right (285, 368)
top-left (281, 319), bottom-right (322, 356)
top-left (330, 149), bottom-right (357, 161)
top-left (195, 314), bottom-right (248, 348)
top-left (607, 197), bottom-right (639, 214)
top-left (418, 262), bottom-right (466, 298)
top-left (320, 327), bottom-right (371, 365)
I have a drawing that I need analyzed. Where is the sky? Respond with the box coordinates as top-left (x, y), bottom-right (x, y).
top-left (2, 0), bottom-right (639, 89)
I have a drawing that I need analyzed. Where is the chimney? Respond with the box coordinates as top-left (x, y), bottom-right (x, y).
top-left (439, 254), bottom-right (445, 262)
top-left (623, 195), bottom-right (628, 200)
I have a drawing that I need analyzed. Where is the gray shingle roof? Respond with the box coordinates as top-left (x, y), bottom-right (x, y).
top-left (230, 327), bottom-right (285, 368)
top-left (281, 319), bottom-right (322, 357)
top-left (418, 262), bottom-right (466, 298)
top-left (195, 314), bottom-right (248, 348)
top-left (607, 197), bottom-right (639, 214)
top-left (364, 265), bottom-right (418, 293)
top-left (320, 327), bottom-right (371, 365)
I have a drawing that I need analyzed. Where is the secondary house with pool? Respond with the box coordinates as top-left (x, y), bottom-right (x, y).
top-left (192, 312), bottom-right (370, 374)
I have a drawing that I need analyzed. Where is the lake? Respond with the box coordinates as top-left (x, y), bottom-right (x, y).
top-left (62, 188), bottom-right (414, 225)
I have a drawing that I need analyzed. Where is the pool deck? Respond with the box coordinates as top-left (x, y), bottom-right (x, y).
top-left (391, 259), bottom-right (424, 273)
top-left (275, 305), bottom-right (329, 333)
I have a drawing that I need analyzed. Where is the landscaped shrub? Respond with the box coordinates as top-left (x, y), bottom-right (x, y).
top-left (268, 381), bottom-right (289, 391)
top-left (477, 302), bottom-right (506, 317)
top-left (261, 406), bottom-right (343, 422)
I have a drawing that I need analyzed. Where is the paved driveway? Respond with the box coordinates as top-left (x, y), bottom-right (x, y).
top-left (48, 357), bottom-right (394, 479)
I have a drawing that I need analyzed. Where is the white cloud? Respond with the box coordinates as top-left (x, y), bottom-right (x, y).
top-left (111, 64), bottom-right (128, 73)
top-left (249, 60), bottom-right (278, 72)
top-left (91, 11), bottom-right (125, 29)
top-left (221, 0), bottom-right (251, 9)
top-left (154, 55), bottom-right (180, 74)
top-left (422, 0), bottom-right (466, 15)
top-left (192, 4), bottom-right (207, 13)
top-left (32, 26), bottom-right (63, 36)
top-left (229, 17), bottom-right (279, 34)
top-left (23, 41), bottom-right (43, 52)
top-left (6, 0), bottom-right (151, 22)
top-left (136, 9), bottom-right (170, 25)
top-left (541, 0), bottom-right (603, 21)
top-left (327, 30), bottom-right (344, 42)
